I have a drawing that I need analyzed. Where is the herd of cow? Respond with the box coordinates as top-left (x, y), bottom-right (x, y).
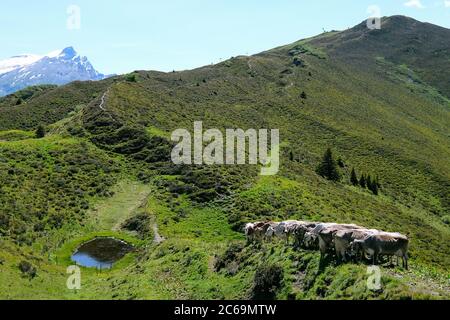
top-left (244, 220), bottom-right (410, 269)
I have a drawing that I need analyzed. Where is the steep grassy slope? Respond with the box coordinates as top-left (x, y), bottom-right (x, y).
top-left (0, 16), bottom-right (449, 299)
top-left (75, 37), bottom-right (449, 226)
top-left (309, 15), bottom-right (450, 98)
top-left (0, 79), bottom-right (117, 131)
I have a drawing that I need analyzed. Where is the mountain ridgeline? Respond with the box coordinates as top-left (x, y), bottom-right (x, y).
top-left (0, 16), bottom-right (449, 300)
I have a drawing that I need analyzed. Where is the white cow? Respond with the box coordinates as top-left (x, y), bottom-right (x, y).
top-left (265, 220), bottom-right (299, 243)
top-left (244, 223), bottom-right (256, 242)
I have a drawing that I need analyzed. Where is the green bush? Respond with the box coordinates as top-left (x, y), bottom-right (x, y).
top-left (18, 260), bottom-right (37, 279)
top-left (252, 263), bottom-right (284, 300)
top-left (441, 215), bottom-right (450, 225)
top-left (121, 213), bottom-right (152, 239)
top-left (35, 125), bottom-right (46, 138)
top-left (125, 74), bottom-right (137, 82)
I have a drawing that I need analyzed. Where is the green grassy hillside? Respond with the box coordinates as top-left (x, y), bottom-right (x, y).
top-left (0, 79), bottom-right (118, 131)
top-left (309, 15), bottom-right (450, 98)
top-left (0, 16), bottom-right (449, 300)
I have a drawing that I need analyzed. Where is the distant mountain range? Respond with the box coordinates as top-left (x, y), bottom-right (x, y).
top-left (0, 47), bottom-right (109, 96)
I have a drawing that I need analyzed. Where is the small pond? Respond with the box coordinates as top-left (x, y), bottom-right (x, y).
top-left (71, 237), bottom-right (134, 270)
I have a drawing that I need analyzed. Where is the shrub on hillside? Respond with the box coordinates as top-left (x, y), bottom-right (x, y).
top-left (214, 242), bottom-right (246, 275)
top-left (18, 260), bottom-right (37, 279)
top-left (125, 74), bottom-right (137, 82)
top-left (35, 125), bottom-right (46, 138)
top-left (121, 213), bottom-right (152, 239)
top-left (300, 91), bottom-right (307, 99)
top-left (441, 215), bottom-right (450, 225)
top-left (251, 263), bottom-right (284, 300)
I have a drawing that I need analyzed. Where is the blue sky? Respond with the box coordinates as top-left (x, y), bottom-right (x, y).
top-left (1, 0), bottom-right (450, 74)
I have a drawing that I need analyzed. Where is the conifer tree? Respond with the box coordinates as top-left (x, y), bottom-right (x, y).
top-left (316, 148), bottom-right (341, 181)
top-left (367, 175), bottom-right (380, 195)
top-left (289, 151), bottom-right (294, 161)
top-left (350, 168), bottom-right (359, 186)
top-left (367, 175), bottom-right (373, 191)
top-left (359, 174), bottom-right (366, 188)
top-left (371, 181), bottom-right (379, 195)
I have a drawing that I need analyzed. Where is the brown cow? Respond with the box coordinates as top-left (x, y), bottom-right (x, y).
top-left (244, 222), bottom-right (267, 243)
top-left (351, 231), bottom-right (409, 269)
top-left (333, 228), bottom-right (378, 262)
top-left (304, 223), bottom-right (337, 250)
top-left (292, 222), bottom-right (318, 248)
top-left (317, 224), bottom-right (364, 258)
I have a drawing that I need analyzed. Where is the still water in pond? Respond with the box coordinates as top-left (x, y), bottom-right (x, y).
top-left (71, 238), bottom-right (134, 269)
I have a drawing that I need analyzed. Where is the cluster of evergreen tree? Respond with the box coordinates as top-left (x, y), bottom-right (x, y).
top-left (316, 148), bottom-right (381, 196)
top-left (350, 168), bottom-right (380, 195)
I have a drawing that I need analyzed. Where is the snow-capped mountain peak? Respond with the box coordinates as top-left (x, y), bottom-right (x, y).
top-left (60, 46), bottom-right (78, 58)
top-left (0, 47), bottom-right (108, 96)
top-left (46, 49), bottom-right (65, 59)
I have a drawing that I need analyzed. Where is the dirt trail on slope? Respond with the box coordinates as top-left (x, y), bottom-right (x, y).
top-left (99, 88), bottom-right (109, 111)
top-left (152, 220), bottom-right (165, 244)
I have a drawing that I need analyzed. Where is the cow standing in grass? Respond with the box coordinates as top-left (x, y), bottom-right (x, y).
top-left (245, 222), bottom-right (265, 243)
top-left (291, 222), bottom-right (318, 248)
top-left (316, 224), bottom-right (364, 260)
top-left (265, 221), bottom-right (299, 244)
top-left (333, 229), bottom-right (378, 262)
top-left (351, 232), bottom-right (409, 269)
top-left (245, 222), bottom-right (275, 243)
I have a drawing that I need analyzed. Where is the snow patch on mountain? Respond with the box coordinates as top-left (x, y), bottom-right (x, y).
top-left (0, 54), bottom-right (42, 75)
